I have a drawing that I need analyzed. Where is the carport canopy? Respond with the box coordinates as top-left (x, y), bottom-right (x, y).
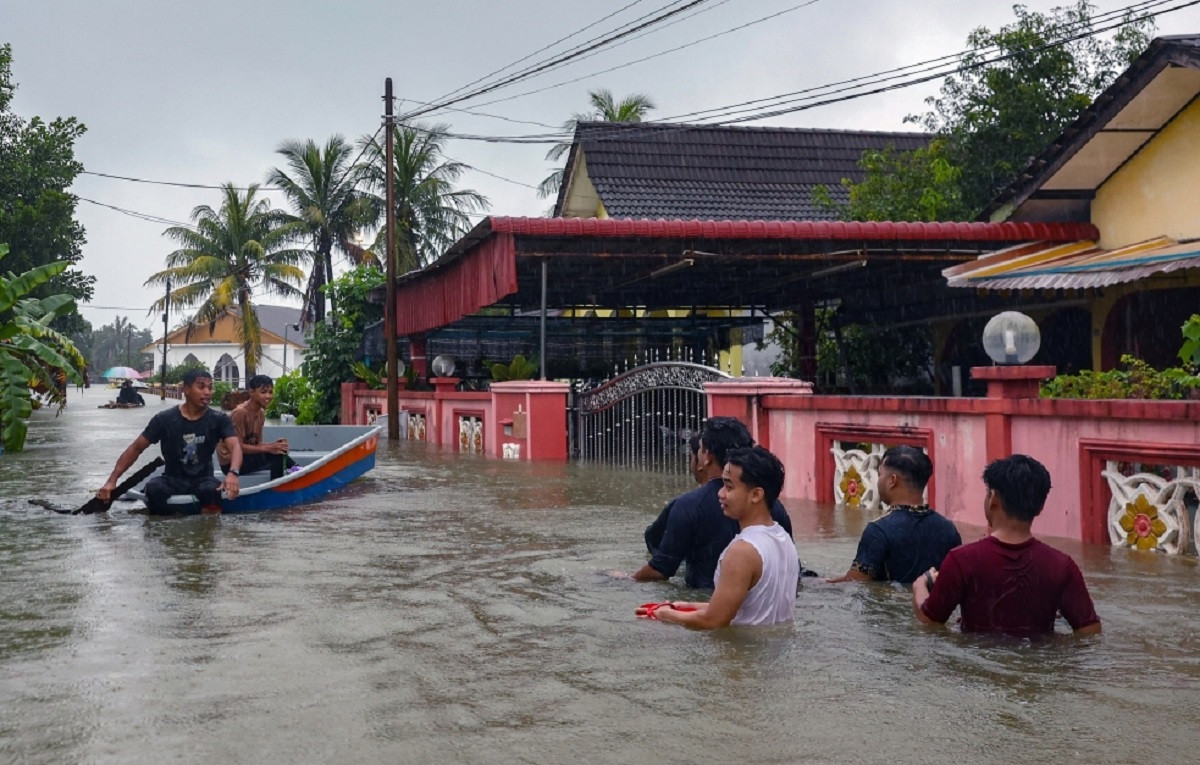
top-left (389, 216), bottom-right (1100, 337)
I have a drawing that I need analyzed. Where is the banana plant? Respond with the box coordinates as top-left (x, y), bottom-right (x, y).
top-left (0, 244), bottom-right (87, 453)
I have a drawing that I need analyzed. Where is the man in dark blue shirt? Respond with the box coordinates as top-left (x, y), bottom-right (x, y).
top-left (827, 445), bottom-right (961, 585)
top-left (623, 417), bottom-right (794, 590)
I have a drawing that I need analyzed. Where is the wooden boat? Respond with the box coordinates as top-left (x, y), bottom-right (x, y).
top-left (125, 424), bottom-right (383, 514)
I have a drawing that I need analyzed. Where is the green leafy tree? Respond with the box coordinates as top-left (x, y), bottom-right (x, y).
top-left (0, 243), bottom-right (87, 452)
top-left (837, 2), bottom-right (1153, 221)
top-left (266, 136), bottom-right (378, 326)
top-left (302, 265), bottom-right (385, 423)
top-left (359, 123), bottom-right (488, 274)
top-left (84, 315), bottom-right (153, 372)
top-left (539, 88), bottom-right (656, 199)
top-left (0, 44), bottom-right (93, 335)
top-left (145, 184), bottom-right (307, 379)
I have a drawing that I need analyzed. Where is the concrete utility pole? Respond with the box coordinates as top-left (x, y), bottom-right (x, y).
top-left (161, 279), bottom-right (170, 400)
top-left (384, 78), bottom-right (399, 440)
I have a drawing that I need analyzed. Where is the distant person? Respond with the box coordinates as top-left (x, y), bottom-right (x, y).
top-left (642, 446), bottom-right (798, 628)
top-left (827, 446), bottom-right (961, 585)
top-left (644, 433), bottom-right (705, 556)
top-left (98, 369), bottom-right (241, 514)
top-left (218, 374), bottom-right (295, 480)
top-left (617, 416), bottom-right (795, 589)
top-left (116, 379), bottom-right (145, 406)
top-left (913, 455), bottom-right (1101, 636)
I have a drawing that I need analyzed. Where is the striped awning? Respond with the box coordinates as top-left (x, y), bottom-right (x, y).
top-left (943, 236), bottom-right (1200, 290)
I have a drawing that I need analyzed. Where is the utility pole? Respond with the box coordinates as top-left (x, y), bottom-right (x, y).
top-left (126, 325), bottom-right (132, 369)
top-left (161, 279), bottom-right (170, 400)
top-left (384, 78), bottom-right (399, 440)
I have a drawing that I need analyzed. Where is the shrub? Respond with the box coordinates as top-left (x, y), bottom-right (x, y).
top-left (1041, 355), bottom-right (1200, 400)
top-left (266, 371), bottom-right (319, 425)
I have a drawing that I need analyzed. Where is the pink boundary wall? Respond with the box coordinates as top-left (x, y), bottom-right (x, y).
top-left (707, 367), bottom-right (1200, 544)
top-left (341, 379), bottom-right (567, 460)
top-left (343, 367), bottom-right (1200, 544)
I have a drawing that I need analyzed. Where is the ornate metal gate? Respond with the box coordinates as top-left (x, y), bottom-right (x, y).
top-left (572, 362), bottom-right (731, 473)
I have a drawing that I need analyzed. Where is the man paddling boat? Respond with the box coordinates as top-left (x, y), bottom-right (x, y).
top-left (97, 369), bottom-right (242, 514)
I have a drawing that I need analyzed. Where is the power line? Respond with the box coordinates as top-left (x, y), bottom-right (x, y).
top-left (425, 0), bottom-right (656, 106)
top-left (414, 0), bottom-right (1189, 144)
top-left (402, 0), bottom-right (717, 119)
top-left (669, 0), bottom-right (1178, 124)
top-left (457, 0), bottom-right (821, 115)
top-left (81, 170), bottom-right (284, 192)
top-left (77, 197), bottom-right (198, 229)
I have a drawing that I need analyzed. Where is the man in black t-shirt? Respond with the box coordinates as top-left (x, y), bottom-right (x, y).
top-left (98, 369), bottom-right (242, 514)
top-left (617, 417), bottom-right (796, 589)
top-left (827, 446), bottom-right (961, 585)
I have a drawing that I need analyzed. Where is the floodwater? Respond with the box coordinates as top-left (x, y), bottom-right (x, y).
top-left (2, 388), bottom-right (1200, 764)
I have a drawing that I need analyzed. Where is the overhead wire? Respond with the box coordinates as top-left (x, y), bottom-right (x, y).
top-left (456, 0), bottom-right (818, 113)
top-left (425, 0), bottom-right (656, 106)
top-left (402, 0), bottom-right (1193, 144)
top-left (402, 0), bottom-right (717, 119)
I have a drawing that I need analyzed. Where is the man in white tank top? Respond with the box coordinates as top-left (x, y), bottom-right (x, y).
top-left (645, 446), bottom-right (798, 628)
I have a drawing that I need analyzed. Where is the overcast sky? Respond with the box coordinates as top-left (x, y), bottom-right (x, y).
top-left (7, 0), bottom-right (1200, 332)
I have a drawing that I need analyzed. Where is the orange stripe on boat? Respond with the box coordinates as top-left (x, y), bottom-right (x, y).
top-left (272, 441), bottom-right (376, 492)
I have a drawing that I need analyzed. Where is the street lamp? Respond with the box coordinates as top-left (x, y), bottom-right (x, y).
top-left (283, 323), bottom-right (300, 374)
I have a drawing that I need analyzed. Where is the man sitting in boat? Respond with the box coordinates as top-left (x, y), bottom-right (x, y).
top-left (218, 374), bottom-right (295, 480)
top-left (116, 379), bottom-right (145, 406)
top-left (97, 369), bottom-right (242, 513)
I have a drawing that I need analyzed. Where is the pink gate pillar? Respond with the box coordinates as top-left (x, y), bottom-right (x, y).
top-left (705, 377), bottom-right (813, 451)
top-left (970, 365), bottom-right (1056, 463)
top-left (489, 380), bottom-right (569, 460)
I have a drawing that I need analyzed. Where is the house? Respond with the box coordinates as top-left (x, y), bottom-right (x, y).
top-left (554, 121), bottom-right (930, 220)
top-left (949, 35), bottom-right (1200, 371)
top-left (142, 304), bottom-right (307, 387)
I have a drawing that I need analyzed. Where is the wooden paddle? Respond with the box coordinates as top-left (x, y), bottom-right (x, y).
top-left (30, 457), bottom-right (166, 515)
top-left (76, 457), bottom-right (165, 514)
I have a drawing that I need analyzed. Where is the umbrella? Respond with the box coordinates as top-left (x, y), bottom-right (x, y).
top-left (102, 366), bottom-right (142, 379)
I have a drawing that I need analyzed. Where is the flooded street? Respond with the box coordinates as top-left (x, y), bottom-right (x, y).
top-left (3, 388), bottom-right (1200, 764)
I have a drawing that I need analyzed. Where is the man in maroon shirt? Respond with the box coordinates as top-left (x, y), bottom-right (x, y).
top-left (913, 454), bottom-right (1101, 636)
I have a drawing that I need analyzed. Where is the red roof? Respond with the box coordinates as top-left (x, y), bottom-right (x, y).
top-left (487, 216), bottom-right (1099, 242)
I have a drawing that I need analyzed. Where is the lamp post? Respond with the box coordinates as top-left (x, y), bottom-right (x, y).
top-left (283, 322), bottom-right (300, 374)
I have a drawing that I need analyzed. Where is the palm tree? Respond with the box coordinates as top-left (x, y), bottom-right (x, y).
top-left (145, 184), bottom-right (307, 379)
top-left (266, 136), bottom-right (377, 326)
top-left (538, 88), bottom-right (656, 200)
top-left (359, 122), bottom-right (488, 274)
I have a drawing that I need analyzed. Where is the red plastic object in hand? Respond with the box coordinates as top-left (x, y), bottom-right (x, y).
top-left (637, 601), bottom-right (698, 619)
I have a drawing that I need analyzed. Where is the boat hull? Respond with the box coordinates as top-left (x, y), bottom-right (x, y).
top-left (128, 425), bottom-right (383, 515)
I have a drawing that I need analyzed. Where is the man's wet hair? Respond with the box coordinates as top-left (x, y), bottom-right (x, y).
top-left (687, 432), bottom-right (701, 458)
top-left (724, 446), bottom-right (785, 508)
top-left (982, 454), bottom-right (1052, 522)
top-left (881, 445), bottom-right (933, 490)
top-left (701, 416), bottom-right (754, 467)
top-left (182, 368), bottom-right (213, 388)
top-left (247, 374), bottom-right (273, 391)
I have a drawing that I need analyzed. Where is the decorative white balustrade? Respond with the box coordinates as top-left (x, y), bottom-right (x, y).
top-left (1104, 462), bottom-right (1199, 555)
top-left (458, 415), bottom-right (483, 454)
top-left (831, 443), bottom-right (885, 510)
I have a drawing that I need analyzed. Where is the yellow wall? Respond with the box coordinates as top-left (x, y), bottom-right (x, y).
top-left (1093, 98), bottom-right (1200, 248)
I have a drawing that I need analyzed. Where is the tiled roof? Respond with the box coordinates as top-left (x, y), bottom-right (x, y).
top-left (556, 122), bottom-right (930, 220)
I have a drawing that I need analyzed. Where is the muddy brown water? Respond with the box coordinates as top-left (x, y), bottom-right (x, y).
top-left (2, 387), bottom-right (1199, 763)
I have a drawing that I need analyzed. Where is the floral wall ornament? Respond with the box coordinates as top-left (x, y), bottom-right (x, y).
top-left (1118, 494), bottom-right (1167, 551)
top-left (832, 443), bottom-right (884, 509)
top-left (1103, 461), bottom-right (1196, 555)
